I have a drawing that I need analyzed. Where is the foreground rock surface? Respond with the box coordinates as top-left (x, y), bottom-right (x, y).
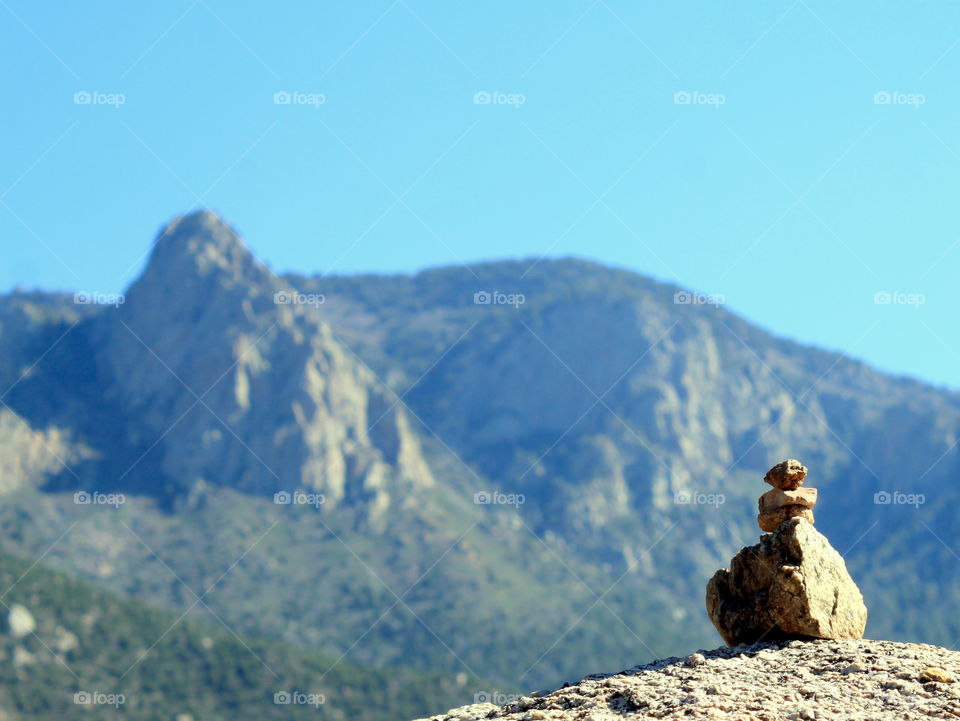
top-left (414, 640), bottom-right (960, 721)
top-left (707, 518), bottom-right (867, 645)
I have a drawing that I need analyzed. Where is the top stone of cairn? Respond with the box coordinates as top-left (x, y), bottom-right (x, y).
top-left (763, 459), bottom-right (807, 490)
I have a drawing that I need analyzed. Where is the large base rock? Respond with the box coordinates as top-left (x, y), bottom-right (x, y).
top-left (706, 518), bottom-right (867, 645)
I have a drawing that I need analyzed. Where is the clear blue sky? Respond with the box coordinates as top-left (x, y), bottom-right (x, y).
top-left (3, 1), bottom-right (960, 388)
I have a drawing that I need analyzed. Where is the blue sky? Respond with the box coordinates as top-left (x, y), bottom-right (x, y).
top-left (2, 1), bottom-right (960, 388)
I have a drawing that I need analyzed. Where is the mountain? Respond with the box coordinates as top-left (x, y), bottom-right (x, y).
top-left (1, 210), bottom-right (958, 716)
top-left (414, 639), bottom-right (960, 721)
top-left (69, 211), bottom-right (436, 520)
top-left (0, 546), bottom-right (481, 721)
top-left (294, 254), bottom-right (960, 639)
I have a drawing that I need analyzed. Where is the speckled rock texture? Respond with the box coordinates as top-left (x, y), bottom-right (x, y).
top-left (706, 518), bottom-right (867, 645)
top-left (414, 639), bottom-right (960, 721)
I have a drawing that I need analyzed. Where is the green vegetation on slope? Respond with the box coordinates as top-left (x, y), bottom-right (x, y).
top-left (0, 544), bottom-right (484, 721)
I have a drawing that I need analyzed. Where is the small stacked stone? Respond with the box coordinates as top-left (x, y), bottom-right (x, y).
top-left (757, 458), bottom-right (817, 532)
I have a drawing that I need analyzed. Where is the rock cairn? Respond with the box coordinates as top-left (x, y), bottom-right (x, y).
top-left (757, 458), bottom-right (817, 532)
top-left (705, 459), bottom-right (867, 646)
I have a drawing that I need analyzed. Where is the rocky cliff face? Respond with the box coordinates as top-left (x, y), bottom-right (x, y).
top-left (0, 408), bottom-right (78, 493)
top-left (0, 215), bottom-right (440, 521)
top-left (299, 255), bottom-right (960, 641)
top-left (415, 639), bottom-right (960, 721)
top-left (91, 211), bottom-right (435, 519)
top-left (0, 292), bottom-right (98, 493)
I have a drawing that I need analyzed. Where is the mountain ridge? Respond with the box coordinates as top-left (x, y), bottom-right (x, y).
top-left (0, 211), bottom-right (958, 710)
top-left (292, 253), bottom-right (956, 396)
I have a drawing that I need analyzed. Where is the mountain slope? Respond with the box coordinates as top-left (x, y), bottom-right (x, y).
top-left (0, 545), bottom-right (482, 721)
top-left (297, 257), bottom-right (960, 640)
top-left (1, 211), bottom-right (959, 701)
top-left (0, 215), bottom-right (706, 689)
top-left (89, 211), bottom-right (436, 523)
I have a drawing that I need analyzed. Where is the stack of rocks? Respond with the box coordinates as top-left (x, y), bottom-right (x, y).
top-left (757, 459), bottom-right (817, 532)
top-left (705, 459), bottom-right (868, 646)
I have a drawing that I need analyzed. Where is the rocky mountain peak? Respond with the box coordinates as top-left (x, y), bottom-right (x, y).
top-left (113, 210), bottom-right (282, 353)
top-left (89, 212), bottom-right (435, 517)
top-left (148, 209), bottom-right (265, 285)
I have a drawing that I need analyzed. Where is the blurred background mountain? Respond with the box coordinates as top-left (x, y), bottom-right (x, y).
top-left (0, 211), bottom-right (956, 719)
